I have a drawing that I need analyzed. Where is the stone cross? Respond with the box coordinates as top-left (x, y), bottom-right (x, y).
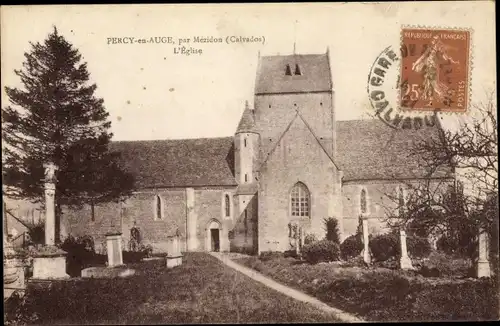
top-left (399, 229), bottom-right (414, 270)
top-left (476, 227), bottom-right (491, 278)
top-left (43, 162), bottom-right (58, 246)
top-left (361, 216), bottom-right (371, 264)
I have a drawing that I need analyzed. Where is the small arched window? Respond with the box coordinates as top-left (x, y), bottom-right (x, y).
top-left (155, 195), bottom-right (163, 220)
top-left (285, 64), bottom-right (292, 76)
top-left (225, 194), bottom-right (231, 217)
top-left (360, 189), bottom-right (367, 214)
top-left (291, 182), bottom-right (310, 217)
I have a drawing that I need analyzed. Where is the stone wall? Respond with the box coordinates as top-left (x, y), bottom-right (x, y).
top-left (258, 114), bottom-right (339, 253)
top-left (254, 92), bottom-right (335, 159)
top-left (341, 178), bottom-right (454, 239)
top-left (231, 194), bottom-right (258, 254)
top-left (61, 186), bottom-right (236, 254)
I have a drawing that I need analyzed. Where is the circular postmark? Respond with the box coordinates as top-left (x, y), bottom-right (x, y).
top-left (367, 45), bottom-right (438, 130)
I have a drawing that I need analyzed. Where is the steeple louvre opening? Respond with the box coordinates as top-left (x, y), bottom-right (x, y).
top-left (294, 64), bottom-right (302, 75)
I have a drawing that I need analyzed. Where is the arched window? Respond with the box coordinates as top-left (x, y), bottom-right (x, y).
top-left (291, 182), bottom-right (310, 217)
top-left (360, 189), bottom-right (367, 214)
top-left (155, 195), bottom-right (163, 220)
top-left (285, 64), bottom-right (292, 76)
top-left (225, 194), bottom-right (231, 217)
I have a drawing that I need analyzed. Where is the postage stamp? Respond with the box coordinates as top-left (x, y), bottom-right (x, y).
top-left (400, 27), bottom-right (471, 113)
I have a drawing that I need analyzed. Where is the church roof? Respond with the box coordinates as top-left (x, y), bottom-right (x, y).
top-left (336, 119), bottom-right (453, 181)
top-left (236, 102), bottom-right (256, 133)
top-left (255, 53), bottom-right (332, 94)
top-left (109, 119), bottom-right (452, 189)
top-left (110, 137), bottom-right (236, 188)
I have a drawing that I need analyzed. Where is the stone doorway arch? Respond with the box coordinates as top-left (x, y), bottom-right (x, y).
top-left (206, 219), bottom-right (222, 252)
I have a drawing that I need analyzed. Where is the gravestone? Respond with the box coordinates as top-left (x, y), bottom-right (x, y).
top-left (361, 216), bottom-right (371, 264)
top-left (477, 228), bottom-right (491, 278)
top-left (166, 232), bottom-right (183, 268)
top-left (399, 229), bottom-right (415, 270)
top-left (106, 232), bottom-right (124, 267)
top-left (4, 237), bottom-right (27, 299)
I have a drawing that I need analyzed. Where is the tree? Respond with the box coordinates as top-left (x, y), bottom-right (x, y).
top-left (324, 217), bottom-right (340, 244)
top-left (382, 94), bottom-right (497, 260)
top-left (2, 27), bottom-right (135, 242)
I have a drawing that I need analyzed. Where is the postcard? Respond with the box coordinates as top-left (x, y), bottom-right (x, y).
top-left (2, 2), bottom-right (497, 324)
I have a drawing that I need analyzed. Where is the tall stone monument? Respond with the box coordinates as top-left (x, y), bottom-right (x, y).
top-left (399, 229), bottom-right (415, 270)
top-left (32, 162), bottom-right (69, 279)
top-left (476, 228), bottom-right (491, 278)
top-left (361, 215), bottom-right (371, 265)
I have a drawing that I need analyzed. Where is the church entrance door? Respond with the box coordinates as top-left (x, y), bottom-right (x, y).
top-left (210, 229), bottom-right (220, 252)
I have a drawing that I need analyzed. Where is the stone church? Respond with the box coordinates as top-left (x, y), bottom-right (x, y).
top-left (61, 50), bottom-right (452, 254)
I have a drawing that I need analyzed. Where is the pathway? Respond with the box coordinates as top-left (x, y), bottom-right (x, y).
top-left (209, 252), bottom-right (364, 323)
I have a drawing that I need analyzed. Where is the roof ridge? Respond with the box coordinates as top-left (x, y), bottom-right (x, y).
top-left (260, 53), bottom-right (328, 58)
top-left (111, 136), bottom-right (234, 143)
top-left (296, 110), bottom-right (341, 171)
top-left (258, 110), bottom-right (341, 171)
top-left (258, 112), bottom-right (300, 170)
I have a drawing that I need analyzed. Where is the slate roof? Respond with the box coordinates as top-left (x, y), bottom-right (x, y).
top-left (110, 119), bottom-right (452, 189)
top-left (336, 119), bottom-right (453, 181)
top-left (255, 53), bottom-right (332, 94)
top-left (236, 104), bottom-right (256, 133)
top-left (110, 137), bottom-right (236, 188)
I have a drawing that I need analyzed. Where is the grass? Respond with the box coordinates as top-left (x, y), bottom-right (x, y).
top-left (4, 252), bottom-right (342, 324)
top-left (234, 252), bottom-right (499, 322)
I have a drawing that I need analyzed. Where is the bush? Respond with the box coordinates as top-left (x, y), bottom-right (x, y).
top-left (259, 251), bottom-right (284, 261)
top-left (27, 223), bottom-right (45, 245)
top-left (407, 236), bottom-right (431, 258)
top-left (369, 233), bottom-right (399, 262)
top-left (302, 240), bottom-right (340, 264)
top-left (324, 217), bottom-right (340, 244)
top-left (60, 235), bottom-right (106, 277)
top-left (122, 250), bottom-right (145, 263)
top-left (436, 234), bottom-right (477, 258)
top-left (304, 233), bottom-right (318, 245)
top-left (340, 234), bottom-right (363, 260)
top-left (138, 243), bottom-right (153, 258)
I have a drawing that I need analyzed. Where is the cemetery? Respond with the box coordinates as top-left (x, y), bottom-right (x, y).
top-left (232, 217), bottom-right (499, 322)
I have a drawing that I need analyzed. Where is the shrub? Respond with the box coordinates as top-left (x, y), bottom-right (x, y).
top-left (369, 233), bottom-right (399, 262)
top-left (324, 217), bottom-right (341, 244)
top-left (340, 234), bottom-right (363, 260)
top-left (284, 250), bottom-right (299, 258)
top-left (138, 243), bottom-right (153, 258)
top-left (259, 251), bottom-right (284, 261)
top-left (302, 240), bottom-right (340, 264)
top-left (407, 236), bottom-right (431, 258)
top-left (122, 250), bottom-right (145, 263)
top-left (60, 235), bottom-right (106, 277)
top-left (304, 233), bottom-right (318, 245)
top-left (436, 234), bottom-right (477, 258)
top-left (27, 222), bottom-right (45, 245)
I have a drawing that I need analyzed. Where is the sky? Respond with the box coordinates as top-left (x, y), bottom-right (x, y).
top-left (1, 2), bottom-right (496, 141)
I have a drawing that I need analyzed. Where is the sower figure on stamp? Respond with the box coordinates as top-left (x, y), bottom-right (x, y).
top-left (412, 35), bottom-right (460, 102)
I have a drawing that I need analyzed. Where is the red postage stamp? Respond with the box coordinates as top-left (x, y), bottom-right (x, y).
top-left (400, 27), bottom-right (471, 113)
